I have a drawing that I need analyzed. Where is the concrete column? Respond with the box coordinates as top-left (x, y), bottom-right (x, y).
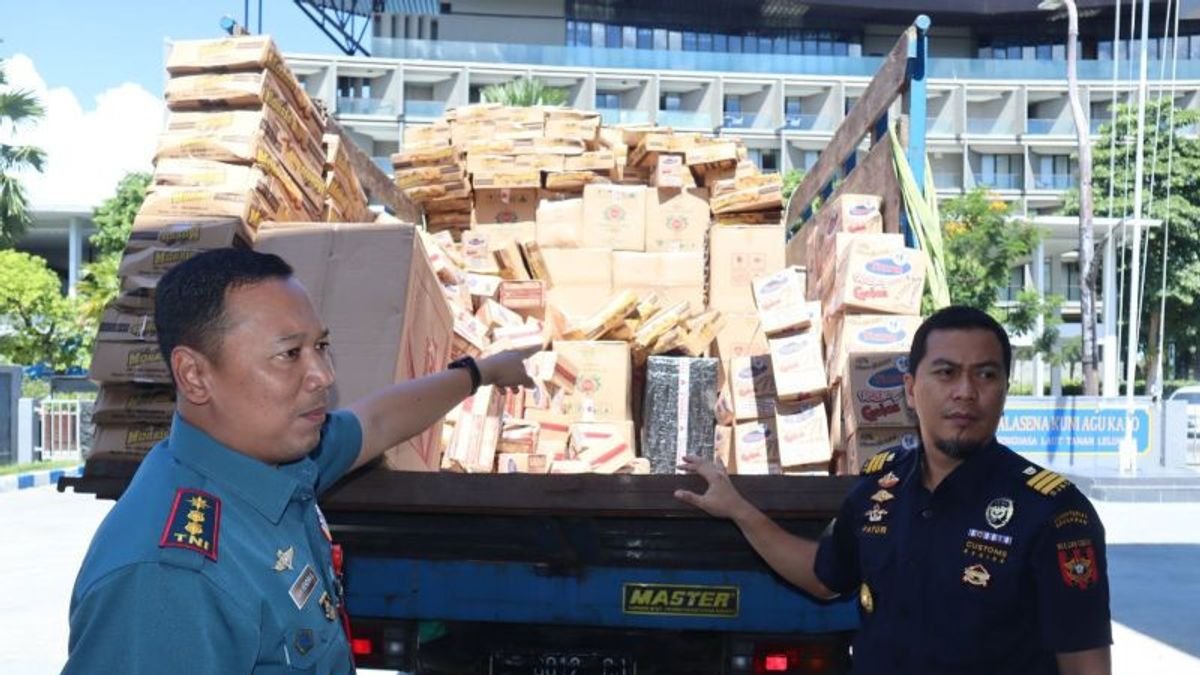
top-left (67, 217), bottom-right (82, 298)
top-left (1102, 228), bottom-right (1119, 396)
top-left (1032, 241), bottom-right (1046, 397)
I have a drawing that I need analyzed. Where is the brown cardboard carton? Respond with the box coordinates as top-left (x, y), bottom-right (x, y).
top-left (164, 71), bottom-right (324, 142)
top-left (650, 154), bottom-right (695, 188)
top-left (127, 215), bottom-right (250, 251)
top-left (89, 341), bottom-right (171, 384)
top-left (733, 419), bottom-right (781, 475)
top-left (116, 247), bottom-right (206, 278)
top-left (686, 141), bottom-right (739, 168)
top-left (498, 418), bottom-right (539, 454)
top-left (445, 385), bottom-right (504, 473)
top-left (520, 240), bottom-right (552, 282)
top-left (819, 193), bottom-right (883, 238)
top-left (498, 280), bottom-right (547, 319)
top-left (707, 225), bottom-right (786, 312)
top-left (493, 240), bottom-right (532, 280)
top-left (768, 330), bottom-right (826, 401)
top-left (611, 252), bottom-right (705, 310)
top-left (715, 425), bottom-right (734, 469)
top-left (254, 222), bottom-right (454, 471)
top-left (497, 452), bottom-right (552, 474)
top-left (845, 427), bottom-right (920, 474)
top-left (710, 175), bottom-right (783, 214)
top-left (472, 169), bottom-right (542, 190)
top-left (391, 145), bottom-right (458, 170)
top-left (825, 314), bottom-right (923, 387)
top-left (535, 197), bottom-right (584, 248)
top-left (714, 313), bottom-right (770, 360)
top-left (473, 223), bottom-right (538, 252)
top-left (827, 239), bottom-right (926, 316)
top-left (523, 408), bottom-right (572, 460)
top-left (728, 354), bottom-right (777, 421)
top-left (96, 307), bottom-right (157, 343)
top-left (815, 233), bottom-right (905, 297)
top-left (554, 341), bottom-right (632, 422)
top-left (645, 188), bottom-right (710, 253)
top-left (461, 231), bottom-right (500, 274)
top-left (403, 123), bottom-right (452, 148)
top-left (564, 150), bottom-right (616, 172)
top-left (92, 385), bottom-right (176, 425)
top-left (569, 421), bottom-right (637, 473)
top-left (842, 352), bottom-right (918, 434)
top-left (581, 184), bottom-right (648, 251)
top-left (752, 267), bottom-right (814, 336)
top-left (91, 423), bottom-right (171, 457)
top-left (540, 248), bottom-right (613, 322)
top-left (476, 299), bottom-right (524, 331)
top-left (776, 398), bottom-right (832, 469)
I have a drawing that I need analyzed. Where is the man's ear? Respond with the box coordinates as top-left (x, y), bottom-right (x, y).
top-left (172, 346), bottom-right (213, 406)
top-left (903, 372), bottom-right (917, 410)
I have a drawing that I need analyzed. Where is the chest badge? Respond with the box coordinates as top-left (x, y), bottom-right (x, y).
top-left (962, 563), bottom-right (991, 588)
top-left (877, 471), bottom-right (900, 489)
top-left (293, 628), bottom-right (315, 656)
top-left (319, 591), bottom-right (338, 621)
top-left (865, 504), bottom-right (888, 523)
top-left (274, 546), bottom-right (295, 572)
top-left (860, 583), bottom-right (874, 614)
top-left (985, 497), bottom-right (1014, 529)
top-left (870, 489), bottom-right (895, 504)
top-left (289, 565), bottom-right (319, 610)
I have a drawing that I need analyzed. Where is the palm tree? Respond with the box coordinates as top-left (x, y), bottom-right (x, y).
top-left (481, 78), bottom-right (568, 107)
top-left (0, 55), bottom-right (47, 246)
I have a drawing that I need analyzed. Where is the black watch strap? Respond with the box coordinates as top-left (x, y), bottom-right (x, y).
top-left (448, 356), bottom-right (482, 395)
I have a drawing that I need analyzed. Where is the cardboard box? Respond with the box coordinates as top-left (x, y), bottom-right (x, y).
top-left (650, 154), bottom-right (694, 189)
top-left (553, 341), bottom-right (632, 422)
top-left (564, 150), bottom-right (616, 172)
top-left (710, 176), bottom-right (783, 214)
top-left (535, 197), bottom-right (584, 248)
top-left (733, 419), bottom-right (781, 475)
top-left (403, 123), bottom-right (452, 148)
top-left (686, 141), bottom-right (739, 168)
top-left (611, 252), bottom-right (705, 310)
top-left (89, 341), bottom-right (171, 384)
top-left (445, 385), bottom-right (504, 473)
top-left (90, 423), bottom-right (171, 457)
top-left (540, 248), bottom-right (614, 322)
top-left (825, 314), bottom-right (923, 387)
top-left (708, 225), bottom-right (786, 312)
top-left (728, 354), bottom-right (777, 421)
top-left (752, 267), bottom-right (813, 336)
top-left (461, 231), bottom-right (500, 274)
top-left (714, 313), bottom-right (770, 360)
top-left (92, 385), bottom-right (176, 425)
top-left (116, 247), bottom-right (206, 278)
top-left (254, 222), bottom-right (454, 471)
top-left (641, 356), bottom-right (719, 474)
top-left (164, 70), bottom-right (324, 142)
top-left (715, 425), bottom-right (734, 468)
top-left (776, 398), bottom-right (832, 469)
top-left (582, 184), bottom-right (648, 252)
top-left (126, 215), bottom-right (250, 251)
top-left (498, 417), bottom-right (539, 454)
top-left (523, 407), bottom-right (572, 460)
top-left (569, 421), bottom-right (637, 473)
top-left (645, 188), bottom-right (710, 253)
top-left (497, 452), bottom-right (552, 474)
top-left (498, 280), bottom-right (547, 319)
top-left (842, 352), bottom-right (919, 434)
top-left (96, 307), bottom-right (157, 343)
top-left (820, 193), bottom-right (883, 238)
top-left (827, 238), bottom-right (926, 316)
top-left (846, 427), bottom-right (920, 474)
top-left (768, 330), bottom-right (826, 402)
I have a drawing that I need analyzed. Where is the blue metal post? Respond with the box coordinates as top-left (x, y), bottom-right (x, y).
top-left (903, 15), bottom-right (931, 248)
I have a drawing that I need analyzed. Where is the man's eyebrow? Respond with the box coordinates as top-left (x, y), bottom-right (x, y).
top-left (275, 328), bottom-right (330, 344)
top-left (928, 357), bottom-right (1003, 369)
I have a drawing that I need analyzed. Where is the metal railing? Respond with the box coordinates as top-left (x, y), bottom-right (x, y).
top-left (404, 99), bottom-right (446, 119)
top-left (1027, 117), bottom-right (1074, 135)
top-left (967, 117), bottom-right (1014, 135)
top-left (926, 116), bottom-right (955, 135)
top-left (598, 108), bottom-right (650, 125)
top-left (974, 172), bottom-right (1023, 190)
top-left (1033, 173), bottom-right (1076, 190)
top-left (657, 110), bottom-right (714, 129)
top-left (932, 171), bottom-right (963, 189)
top-left (783, 113), bottom-right (819, 130)
top-left (337, 97), bottom-right (397, 116)
top-left (37, 399), bottom-right (82, 461)
top-left (722, 112), bottom-right (760, 129)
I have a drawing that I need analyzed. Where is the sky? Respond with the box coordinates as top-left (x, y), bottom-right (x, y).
top-left (1, 0), bottom-right (347, 209)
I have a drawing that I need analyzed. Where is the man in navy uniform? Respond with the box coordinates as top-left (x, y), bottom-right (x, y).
top-left (677, 306), bottom-right (1112, 674)
top-left (63, 249), bottom-right (534, 673)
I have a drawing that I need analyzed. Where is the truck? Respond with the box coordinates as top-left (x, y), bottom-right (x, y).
top-left (61, 15), bottom-right (934, 674)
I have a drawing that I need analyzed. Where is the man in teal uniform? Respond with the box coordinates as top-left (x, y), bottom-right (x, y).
top-left (63, 249), bottom-right (533, 673)
top-left (676, 306), bottom-right (1113, 675)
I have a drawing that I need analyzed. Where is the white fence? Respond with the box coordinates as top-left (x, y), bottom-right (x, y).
top-left (36, 399), bottom-right (83, 461)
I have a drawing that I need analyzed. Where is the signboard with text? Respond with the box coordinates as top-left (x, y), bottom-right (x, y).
top-left (997, 398), bottom-right (1154, 460)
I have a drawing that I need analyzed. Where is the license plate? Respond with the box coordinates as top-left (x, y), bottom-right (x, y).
top-left (490, 651), bottom-right (636, 675)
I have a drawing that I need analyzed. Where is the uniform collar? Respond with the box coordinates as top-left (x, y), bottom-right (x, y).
top-left (168, 413), bottom-right (317, 524)
top-left (912, 437), bottom-right (1004, 500)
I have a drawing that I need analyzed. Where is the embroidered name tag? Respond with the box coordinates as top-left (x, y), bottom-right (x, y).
top-left (289, 565), bottom-right (319, 610)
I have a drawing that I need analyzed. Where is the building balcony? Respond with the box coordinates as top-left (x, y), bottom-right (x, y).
top-left (1033, 173), bottom-right (1076, 190)
top-left (723, 112), bottom-right (771, 129)
top-left (967, 117), bottom-right (1015, 135)
top-left (598, 108), bottom-right (650, 125)
top-left (404, 99), bottom-right (447, 120)
top-left (1027, 118), bottom-right (1074, 135)
top-left (1089, 118), bottom-right (1111, 135)
top-left (657, 110), bottom-right (714, 129)
top-left (926, 117), bottom-right (955, 135)
top-left (783, 113), bottom-right (820, 131)
top-left (932, 172), bottom-right (963, 190)
top-left (337, 97), bottom-right (396, 116)
top-left (974, 172), bottom-right (1023, 190)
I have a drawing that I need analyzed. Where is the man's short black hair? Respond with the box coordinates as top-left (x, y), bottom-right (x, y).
top-left (908, 305), bottom-right (1012, 377)
top-left (154, 248), bottom-right (294, 379)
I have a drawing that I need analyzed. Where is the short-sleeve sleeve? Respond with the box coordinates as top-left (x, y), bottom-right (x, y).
top-left (1031, 491), bottom-right (1113, 653)
top-left (62, 564), bottom-right (259, 675)
top-left (310, 409), bottom-right (364, 494)
top-left (813, 494), bottom-right (862, 595)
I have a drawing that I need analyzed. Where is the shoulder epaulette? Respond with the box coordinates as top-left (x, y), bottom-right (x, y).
top-left (158, 488), bottom-right (221, 561)
top-left (860, 451), bottom-right (896, 475)
top-left (1024, 467), bottom-right (1071, 497)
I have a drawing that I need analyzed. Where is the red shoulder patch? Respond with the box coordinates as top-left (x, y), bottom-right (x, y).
top-left (158, 489), bottom-right (221, 561)
top-left (1056, 540), bottom-right (1099, 590)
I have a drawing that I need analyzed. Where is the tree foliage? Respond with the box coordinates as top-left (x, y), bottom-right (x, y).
top-left (0, 250), bottom-right (90, 370)
top-left (90, 172), bottom-right (150, 256)
top-left (0, 55), bottom-right (47, 246)
top-left (481, 78), bottom-right (568, 107)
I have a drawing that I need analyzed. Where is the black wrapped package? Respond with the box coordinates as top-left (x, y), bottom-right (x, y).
top-left (641, 356), bottom-right (720, 474)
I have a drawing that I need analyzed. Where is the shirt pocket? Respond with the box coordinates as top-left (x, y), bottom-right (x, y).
top-left (273, 615), bottom-right (342, 673)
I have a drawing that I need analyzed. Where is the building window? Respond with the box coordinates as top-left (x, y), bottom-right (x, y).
top-left (980, 154), bottom-right (1021, 190)
top-left (623, 25), bottom-right (637, 49)
top-left (1000, 266), bottom-right (1025, 302)
top-left (637, 27), bottom-right (653, 50)
top-left (660, 93), bottom-right (682, 111)
top-left (596, 92), bottom-right (620, 109)
top-left (724, 95), bottom-right (742, 114)
top-left (713, 33), bottom-right (728, 52)
top-left (1065, 262), bottom-right (1081, 302)
top-left (430, 19), bottom-right (438, 40)
top-left (748, 148), bottom-right (779, 172)
top-left (682, 31), bottom-right (697, 51)
top-left (728, 35), bottom-right (742, 53)
top-left (605, 24), bottom-right (622, 48)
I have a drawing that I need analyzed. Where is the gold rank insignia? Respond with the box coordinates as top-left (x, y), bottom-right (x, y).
top-left (860, 583), bottom-right (874, 613)
top-left (274, 546), bottom-right (295, 572)
top-left (870, 490), bottom-right (895, 504)
top-left (159, 488), bottom-right (220, 561)
top-left (962, 563), bottom-right (991, 588)
top-left (877, 471), bottom-right (900, 489)
top-left (1026, 468), bottom-right (1071, 496)
top-left (860, 451), bottom-right (895, 475)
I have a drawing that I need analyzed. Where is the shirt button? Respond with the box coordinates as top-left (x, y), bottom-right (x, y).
top-left (921, 508), bottom-right (934, 519)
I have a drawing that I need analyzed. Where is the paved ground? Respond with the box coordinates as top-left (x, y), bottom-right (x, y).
top-left (0, 486), bottom-right (1196, 674)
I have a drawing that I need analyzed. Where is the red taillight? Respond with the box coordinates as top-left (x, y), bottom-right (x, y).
top-left (753, 643), bottom-right (835, 674)
top-left (764, 653), bottom-right (790, 671)
top-left (351, 638), bottom-right (374, 656)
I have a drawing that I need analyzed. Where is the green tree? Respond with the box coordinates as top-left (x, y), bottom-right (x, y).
top-left (940, 188), bottom-right (1064, 377)
top-left (0, 250), bottom-right (90, 370)
top-left (481, 78), bottom-right (567, 107)
top-left (90, 172), bottom-right (150, 256)
top-left (1063, 99), bottom-right (1200, 387)
top-left (0, 54), bottom-right (47, 246)
top-left (781, 169), bottom-right (804, 201)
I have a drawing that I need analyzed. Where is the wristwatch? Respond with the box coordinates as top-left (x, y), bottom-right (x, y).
top-left (448, 356), bottom-right (482, 395)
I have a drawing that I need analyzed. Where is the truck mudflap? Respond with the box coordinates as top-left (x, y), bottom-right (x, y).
top-left (346, 557), bottom-right (858, 634)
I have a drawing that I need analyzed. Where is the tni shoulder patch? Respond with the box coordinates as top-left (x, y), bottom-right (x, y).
top-left (1026, 468), bottom-right (1071, 496)
top-left (860, 452), bottom-right (895, 475)
top-left (159, 488), bottom-right (221, 561)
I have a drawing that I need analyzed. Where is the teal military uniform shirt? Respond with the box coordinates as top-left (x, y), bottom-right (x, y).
top-left (63, 410), bottom-right (363, 674)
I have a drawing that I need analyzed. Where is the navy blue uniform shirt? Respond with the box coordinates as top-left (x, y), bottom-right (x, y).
top-left (814, 440), bottom-right (1112, 674)
top-left (63, 410), bottom-right (362, 674)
